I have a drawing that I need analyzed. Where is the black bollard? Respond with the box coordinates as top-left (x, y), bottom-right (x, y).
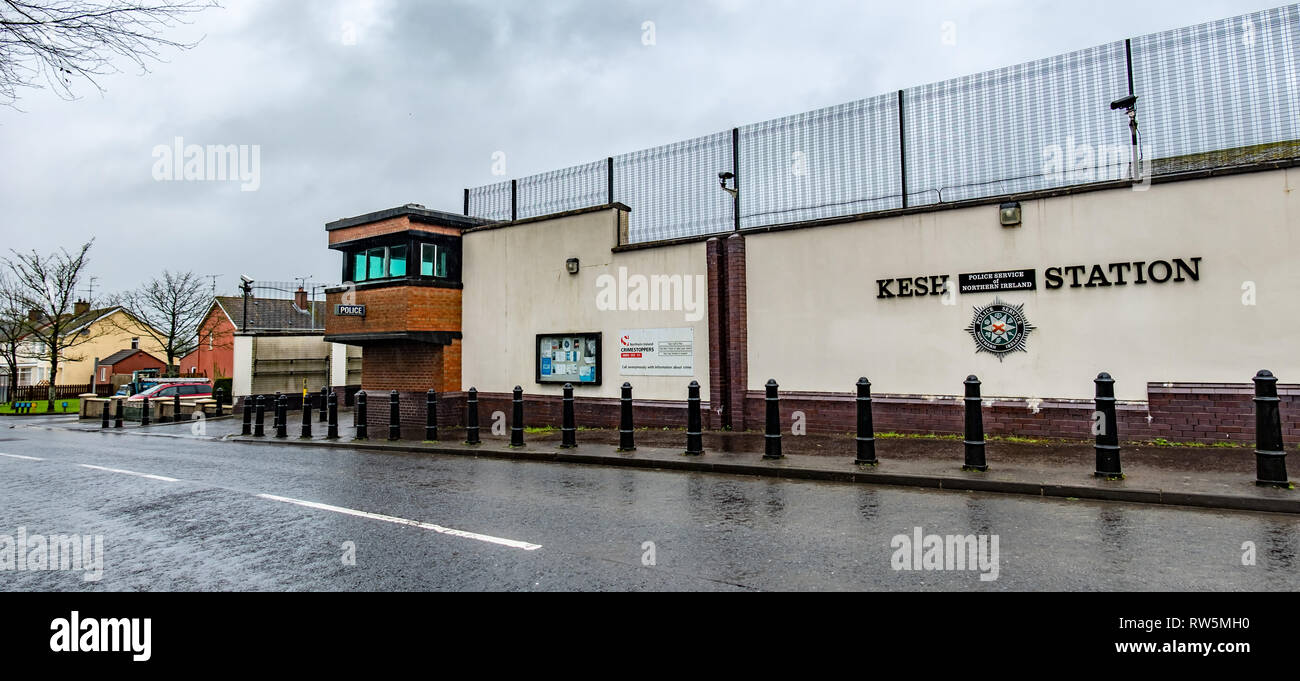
top-left (1253, 370), bottom-right (1290, 488)
top-left (319, 387), bottom-right (329, 422)
top-left (560, 383), bottom-right (576, 449)
top-left (254, 394), bottom-right (266, 437)
top-left (618, 382), bottom-right (636, 451)
top-left (763, 379), bottom-right (783, 460)
top-left (326, 391), bottom-right (339, 439)
top-left (388, 390), bottom-right (400, 441)
top-left (171, 393), bottom-right (181, 424)
top-left (242, 397), bottom-right (252, 435)
top-left (275, 393), bottom-right (288, 438)
top-left (962, 375), bottom-right (987, 472)
top-left (141, 396), bottom-right (151, 426)
top-left (101, 399), bottom-right (110, 429)
top-left (355, 390), bottom-right (368, 440)
top-left (114, 398), bottom-right (124, 429)
top-left (301, 392), bottom-right (312, 439)
top-left (510, 386), bottom-right (524, 447)
top-left (685, 380), bottom-right (703, 455)
top-left (465, 387), bottom-right (481, 445)
top-left (215, 388), bottom-right (225, 417)
top-left (271, 392), bottom-right (282, 435)
top-left (425, 389), bottom-right (439, 441)
top-left (855, 377), bottom-right (878, 465)
top-left (1094, 372), bottom-right (1122, 479)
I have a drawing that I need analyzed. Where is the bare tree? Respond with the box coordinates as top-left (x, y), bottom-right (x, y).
top-left (3, 240), bottom-right (96, 409)
top-left (0, 273), bottom-right (30, 403)
top-left (110, 269), bottom-right (207, 368)
top-left (0, 0), bottom-right (219, 107)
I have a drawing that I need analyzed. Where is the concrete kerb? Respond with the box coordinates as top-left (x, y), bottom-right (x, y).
top-left (226, 435), bottom-right (1299, 515)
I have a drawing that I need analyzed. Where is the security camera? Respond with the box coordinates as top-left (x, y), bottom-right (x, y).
top-left (1110, 94), bottom-right (1138, 110)
top-left (239, 275), bottom-right (254, 285)
top-left (718, 171), bottom-right (734, 181)
top-left (717, 171), bottom-right (738, 198)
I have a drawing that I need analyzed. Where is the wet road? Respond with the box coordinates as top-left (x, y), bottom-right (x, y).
top-left (0, 416), bottom-right (1297, 591)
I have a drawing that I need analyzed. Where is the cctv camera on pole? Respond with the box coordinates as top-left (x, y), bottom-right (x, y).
top-left (239, 275), bottom-right (254, 332)
top-left (1110, 95), bottom-right (1140, 183)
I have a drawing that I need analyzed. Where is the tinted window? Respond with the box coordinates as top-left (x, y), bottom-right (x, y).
top-left (389, 245), bottom-right (407, 276)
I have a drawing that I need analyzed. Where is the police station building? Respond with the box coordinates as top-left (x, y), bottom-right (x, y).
top-left (322, 6), bottom-right (1300, 444)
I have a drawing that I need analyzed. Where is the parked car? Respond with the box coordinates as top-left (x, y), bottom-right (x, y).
top-left (126, 382), bottom-right (212, 401)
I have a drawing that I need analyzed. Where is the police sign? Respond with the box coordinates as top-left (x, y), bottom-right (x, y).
top-left (335, 304), bottom-right (366, 317)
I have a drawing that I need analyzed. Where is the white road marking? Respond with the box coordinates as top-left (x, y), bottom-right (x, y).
top-left (78, 464), bottom-right (180, 483)
top-left (257, 494), bottom-right (542, 551)
top-left (0, 452), bottom-right (44, 461)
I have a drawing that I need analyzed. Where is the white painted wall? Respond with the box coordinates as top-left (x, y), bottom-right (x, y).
top-left (232, 334), bottom-right (254, 396)
top-left (746, 169), bottom-right (1300, 400)
top-left (462, 208), bottom-right (711, 400)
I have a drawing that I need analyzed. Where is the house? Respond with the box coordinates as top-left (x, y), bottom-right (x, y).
top-left (179, 288), bottom-right (325, 378)
top-left (18, 301), bottom-right (170, 387)
top-left (93, 349), bottom-right (167, 389)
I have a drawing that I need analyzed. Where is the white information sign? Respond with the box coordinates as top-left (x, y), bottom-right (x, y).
top-left (618, 327), bottom-right (694, 376)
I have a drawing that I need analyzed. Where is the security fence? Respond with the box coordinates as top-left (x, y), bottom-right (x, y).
top-left (466, 5), bottom-right (1300, 244)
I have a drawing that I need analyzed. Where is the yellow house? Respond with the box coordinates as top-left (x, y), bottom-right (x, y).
top-left (17, 303), bottom-right (169, 387)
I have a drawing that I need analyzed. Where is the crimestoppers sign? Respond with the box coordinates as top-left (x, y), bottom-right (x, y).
top-left (619, 328), bottom-right (694, 376)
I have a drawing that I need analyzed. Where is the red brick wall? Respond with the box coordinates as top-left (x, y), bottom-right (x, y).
top-left (724, 234), bottom-right (749, 431)
top-left (325, 286), bottom-right (461, 336)
top-left (738, 382), bottom-right (1300, 444)
top-left (360, 341), bottom-right (444, 392)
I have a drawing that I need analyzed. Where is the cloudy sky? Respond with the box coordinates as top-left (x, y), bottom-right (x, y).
top-left (0, 0), bottom-right (1275, 298)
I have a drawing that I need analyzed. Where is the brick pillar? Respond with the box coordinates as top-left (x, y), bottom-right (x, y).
top-left (706, 237), bottom-right (728, 426)
top-left (360, 340), bottom-right (446, 435)
top-left (724, 233), bottom-right (749, 431)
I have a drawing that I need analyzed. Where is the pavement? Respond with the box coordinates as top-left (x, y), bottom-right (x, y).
top-left (2, 414), bottom-right (1297, 591)
top-left (53, 409), bottom-right (1298, 515)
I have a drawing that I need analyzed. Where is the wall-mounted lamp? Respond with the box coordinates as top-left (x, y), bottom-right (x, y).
top-left (999, 201), bottom-right (1022, 228)
top-left (565, 258), bottom-right (580, 275)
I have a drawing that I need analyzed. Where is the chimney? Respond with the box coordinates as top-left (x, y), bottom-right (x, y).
top-left (294, 287), bottom-right (308, 311)
top-left (27, 309), bottom-right (41, 322)
top-left (74, 300), bottom-right (90, 316)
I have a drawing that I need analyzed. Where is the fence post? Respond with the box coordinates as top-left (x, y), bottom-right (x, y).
top-left (1253, 370), bottom-right (1289, 488)
top-left (388, 390), bottom-right (400, 441)
top-left (242, 397), bottom-right (252, 435)
top-left (685, 380), bottom-right (703, 455)
top-left (511, 179), bottom-right (518, 221)
top-left (275, 393), bottom-right (288, 438)
top-left (114, 397), bottom-right (124, 429)
top-left (898, 89), bottom-right (908, 209)
top-left (141, 396), bottom-right (151, 426)
top-left (319, 387), bottom-right (328, 422)
top-left (763, 379), bottom-right (783, 459)
top-left (618, 382), bottom-right (635, 451)
top-left (100, 399), bottom-right (110, 429)
top-left (355, 390), bottom-right (368, 440)
top-left (301, 392), bottom-right (312, 439)
top-left (465, 387), bottom-right (481, 445)
top-left (855, 377), bottom-right (878, 465)
top-left (254, 394), bottom-right (265, 436)
top-left (1094, 372), bottom-right (1122, 479)
top-left (327, 391), bottom-right (339, 439)
top-left (561, 383), bottom-right (576, 449)
top-left (963, 375), bottom-right (987, 471)
top-left (510, 386), bottom-right (524, 447)
top-left (425, 389), bottom-right (439, 441)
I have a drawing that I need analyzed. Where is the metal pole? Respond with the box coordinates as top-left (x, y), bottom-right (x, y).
top-left (100, 398), bottom-right (110, 429)
top-left (355, 390), bottom-right (368, 440)
top-left (618, 382), bottom-right (635, 451)
top-left (319, 387), bottom-right (328, 422)
top-left (114, 397), bottom-right (124, 429)
top-left (171, 392), bottom-right (180, 424)
top-left (275, 393), bottom-right (287, 438)
top-left (388, 390), bottom-right (400, 441)
top-left (254, 394), bottom-right (265, 436)
top-left (731, 127), bottom-right (740, 231)
top-left (685, 380), bottom-right (703, 455)
top-left (510, 385), bottom-right (524, 447)
top-left (898, 89), bottom-right (908, 208)
top-left (1094, 372), bottom-right (1122, 478)
top-left (326, 391), bottom-right (339, 439)
top-left (141, 396), bottom-right (150, 426)
top-left (465, 387), bottom-right (480, 445)
top-left (560, 383), bottom-right (576, 449)
top-left (962, 375), bottom-right (987, 471)
top-left (301, 392), bottom-right (312, 439)
top-left (763, 379), bottom-right (783, 459)
top-left (855, 377), bottom-right (878, 465)
top-left (215, 387), bottom-right (225, 417)
top-left (425, 389), bottom-right (438, 442)
top-left (242, 397), bottom-right (252, 435)
top-left (1253, 370), bottom-right (1289, 487)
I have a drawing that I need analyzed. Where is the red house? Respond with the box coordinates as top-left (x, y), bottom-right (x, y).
top-left (179, 291), bottom-right (324, 378)
top-left (94, 349), bottom-right (167, 388)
